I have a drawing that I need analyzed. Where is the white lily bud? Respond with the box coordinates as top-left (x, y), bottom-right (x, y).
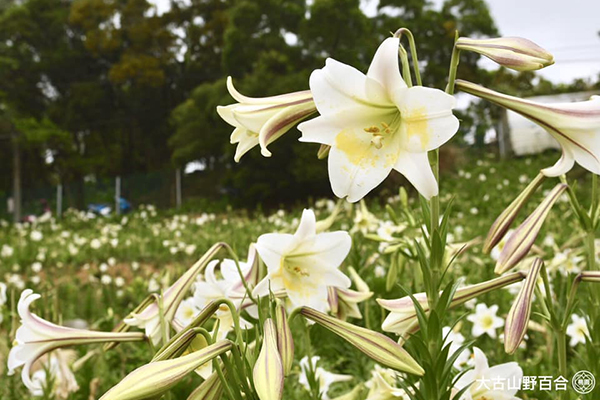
top-left (100, 340), bottom-right (232, 400)
top-left (253, 319), bottom-right (284, 400)
top-left (456, 37), bottom-right (554, 71)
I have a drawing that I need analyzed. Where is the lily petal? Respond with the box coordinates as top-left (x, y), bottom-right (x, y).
top-left (393, 151), bottom-right (438, 199)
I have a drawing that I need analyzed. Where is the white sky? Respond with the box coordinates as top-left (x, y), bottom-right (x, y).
top-left (151, 0), bottom-right (600, 83)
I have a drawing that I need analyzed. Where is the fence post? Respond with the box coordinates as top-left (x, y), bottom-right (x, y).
top-left (175, 168), bottom-right (182, 209)
top-left (56, 183), bottom-right (63, 218)
top-left (115, 176), bottom-right (121, 216)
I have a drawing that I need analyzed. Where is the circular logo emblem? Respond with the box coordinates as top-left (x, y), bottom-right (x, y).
top-left (572, 370), bottom-right (596, 395)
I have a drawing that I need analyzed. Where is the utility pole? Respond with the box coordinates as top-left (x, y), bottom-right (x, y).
top-left (175, 168), bottom-right (182, 209)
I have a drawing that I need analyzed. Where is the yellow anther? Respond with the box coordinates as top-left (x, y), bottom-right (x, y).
top-left (364, 126), bottom-right (380, 133)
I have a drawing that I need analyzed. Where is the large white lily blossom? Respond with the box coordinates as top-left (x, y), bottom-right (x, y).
top-left (253, 209), bottom-right (352, 311)
top-left (217, 77), bottom-right (316, 161)
top-left (457, 79), bottom-right (600, 177)
top-left (8, 290), bottom-right (145, 394)
top-left (453, 347), bottom-right (523, 400)
top-left (298, 37), bottom-right (459, 202)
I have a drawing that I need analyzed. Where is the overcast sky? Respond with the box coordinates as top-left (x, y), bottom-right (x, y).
top-left (151, 0), bottom-right (600, 83)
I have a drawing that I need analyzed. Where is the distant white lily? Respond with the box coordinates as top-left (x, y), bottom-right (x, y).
top-left (217, 77), bottom-right (316, 161)
top-left (254, 209), bottom-right (352, 311)
top-left (453, 347), bottom-right (522, 400)
top-left (467, 303), bottom-right (505, 339)
top-left (299, 356), bottom-right (353, 400)
top-left (299, 37), bottom-right (459, 201)
top-left (566, 314), bottom-right (589, 347)
top-left (8, 290), bottom-right (144, 394)
top-left (457, 80), bottom-right (600, 177)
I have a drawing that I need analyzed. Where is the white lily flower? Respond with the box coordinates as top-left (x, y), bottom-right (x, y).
top-left (298, 37), bottom-right (459, 202)
top-left (566, 314), bottom-right (589, 347)
top-left (453, 347), bottom-right (522, 400)
top-left (457, 80), bottom-right (600, 177)
top-left (192, 257), bottom-right (254, 340)
top-left (364, 365), bottom-right (410, 400)
top-left (8, 290), bottom-right (144, 393)
top-left (28, 349), bottom-right (79, 399)
top-left (217, 77), bottom-right (316, 161)
top-left (442, 327), bottom-right (471, 369)
top-left (125, 243), bottom-right (223, 345)
top-left (299, 356), bottom-right (353, 400)
top-left (466, 303), bottom-right (505, 339)
top-left (253, 209), bottom-right (351, 311)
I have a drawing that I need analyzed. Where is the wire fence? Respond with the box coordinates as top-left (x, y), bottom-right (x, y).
top-left (0, 168), bottom-right (192, 221)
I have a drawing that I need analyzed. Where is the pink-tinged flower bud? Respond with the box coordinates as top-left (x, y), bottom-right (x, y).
top-left (495, 184), bottom-right (566, 275)
top-left (484, 173), bottom-right (545, 253)
top-left (217, 77), bottom-right (316, 161)
top-left (275, 304), bottom-right (294, 376)
top-left (457, 80), bottom-right (600, 177)
top-left (300, 307), bottom-right (424, 375)
top-left (504, 258), bottom-right (543, 354)
top-left (253, 319), bottom-right (284, 400)
top-left (456, 37), bottom-right (554, 71)
top-left (580, 271), bottom-right (600, 283)
top-left (378, 272), bottom-right (524, 337)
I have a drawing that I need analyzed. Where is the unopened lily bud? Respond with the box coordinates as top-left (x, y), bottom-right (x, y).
top-left (504, 258), bottom-right (543, 354)
top-left (378, 272), bottom-right (524, 336)
top-left (456, 37), bottom-right (554, 71)
top-left (580, 271), bottom-right (600, 283)
top-left (100, 340), bottom-right (232, 400)
top-left (300, 307), bottom-right (424, 375)
top-left (254, 319), bottom-right (284, 400)
top-left (275, 304), bottom-right (294, 376)
top-left (152, 328), bottom-right (199, 362)
top-left (187, 370), bottom-right (225, 400)
top-left (496, 184), bottom-right (566, 275)
top-left (318, 144), bottom-right (331, 159)
top-left (484, 173), bottom-right (545, 253)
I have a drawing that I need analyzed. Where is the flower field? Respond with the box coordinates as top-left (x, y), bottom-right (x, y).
top-left (1, 151), bottom-right (597, 400)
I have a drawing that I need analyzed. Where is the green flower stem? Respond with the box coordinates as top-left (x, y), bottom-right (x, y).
top-left (556, 329), bottom-right (569, 400)
top-left (586, 230), bottom-right (596, 271)
top-left (157, 292), bottom-right (170, 347)
top-left (393, 28), bottom-right (422, 86)
top-left (399, 45), bottom-right (413, 88)
top-left (445, 34), bottom-right (461, 95)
